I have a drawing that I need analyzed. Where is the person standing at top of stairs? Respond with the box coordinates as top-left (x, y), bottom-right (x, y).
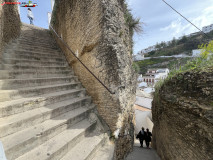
top-left (27, 8), bottom-right (34, 25)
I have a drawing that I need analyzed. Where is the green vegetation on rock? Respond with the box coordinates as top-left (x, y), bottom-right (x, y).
top-left (133, 57), bottom-right (191, 74)
top-left (146, 31), bottom-right (213, 57)
top-left (168, 41), bottom-right (213, 76)
top-left (154, 40), bottom-right (213, 97)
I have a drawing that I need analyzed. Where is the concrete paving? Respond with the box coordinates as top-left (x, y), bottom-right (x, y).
top-left (126, 141), bottom-right (161, 160)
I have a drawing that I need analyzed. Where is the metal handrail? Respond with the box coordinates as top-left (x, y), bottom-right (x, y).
top-left (49, 25), bottom-right (115, 94)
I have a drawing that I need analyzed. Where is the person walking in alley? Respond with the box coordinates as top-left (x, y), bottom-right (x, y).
top-left (27, 8), bottom-right (34, 25)
top-left (145, 128), bottom-right (152, 149)
top-left (137, 127), bottom-right (146, 147)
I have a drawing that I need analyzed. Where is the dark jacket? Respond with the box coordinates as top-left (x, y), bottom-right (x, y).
top-left (137, 130), bottom-right (146, 140)
top-left (145, 131), bottom-right (152, 142)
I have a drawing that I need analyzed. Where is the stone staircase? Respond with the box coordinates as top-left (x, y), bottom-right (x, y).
top-left (0, 24), bottom-right (114, 160)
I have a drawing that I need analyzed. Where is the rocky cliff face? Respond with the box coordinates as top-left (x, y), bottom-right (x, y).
top-left (51, 0), bottom-right (136, 159)
top-left (0, 0), bottom-right (20, 57)
top-left (152, 67), bottom-right (213, 160)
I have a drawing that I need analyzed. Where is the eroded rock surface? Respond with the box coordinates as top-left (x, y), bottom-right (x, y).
top-left (0, 0), bottom-right (21, 56)
top-left (152, 68), bottom-right (213, 160)
top-left (51, 0), bottom-right (136, 159)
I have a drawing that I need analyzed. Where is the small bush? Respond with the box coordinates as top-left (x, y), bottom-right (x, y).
top-left (155, 41), bottom-right (213, 93)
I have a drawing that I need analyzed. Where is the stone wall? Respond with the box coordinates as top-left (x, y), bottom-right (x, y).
top-left (152, 68), bottom-right (213, 160)
top-left (51, 0), bottom-right (136, 159)
top-left (0, 0), bottom-right (21, 57)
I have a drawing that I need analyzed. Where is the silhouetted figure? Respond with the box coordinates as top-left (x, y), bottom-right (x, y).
top-left (27, 8), bottom-right (34, 25)
top-left (137, 127), bottom-right (146, 147)
top-left (145, 128), bottom-right (152, 148)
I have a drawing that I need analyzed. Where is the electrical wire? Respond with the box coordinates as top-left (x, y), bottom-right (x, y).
top-left (162, 0), bottom-right (210, 39)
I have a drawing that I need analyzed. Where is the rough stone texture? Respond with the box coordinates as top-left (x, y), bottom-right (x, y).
top-left (152, 67), bottom-right (213, 160)
top-left (0, 0), bottom-right (21, 57)
top-left (51, 0), bottom-right (136, 159)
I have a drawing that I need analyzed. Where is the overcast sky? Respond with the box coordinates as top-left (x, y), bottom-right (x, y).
top-left (127, 0), bottom-right (213, 54)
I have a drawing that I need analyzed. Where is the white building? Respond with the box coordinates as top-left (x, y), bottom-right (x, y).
top-left (155, 68), bottom-right (169, 81)
top-left (192, 49), bottom-right (202, 57)
top-left (140, 45), bottom-right (157, 54)
top-left (142, 68), bottom-right (169, 84)
top-left (202, 24), bottom-right (213, 33)
top-left (137, 74), bottom-right (143, 82)
top-left (133, 54), bottom-right (144, 61)
top-left (138, 82), bottom-right (147, 88)
top-left (190, 32), bottom-right (200, 36)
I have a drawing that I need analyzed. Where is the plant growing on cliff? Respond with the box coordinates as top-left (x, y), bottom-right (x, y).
top-left (154, 79), bottom-right (165, 104)
top-left (154, 41), bottom-right (213, 101)
top-left (124, 5), bottom-right (142, 36)
top-left (132, 62), bottom-right (140, 73)
top-left (199, 41), bottom-right (213, 59)
top-left (123, 1), bottom-right (142, 55)
top-left (168, 40), bottom-right (213, 77)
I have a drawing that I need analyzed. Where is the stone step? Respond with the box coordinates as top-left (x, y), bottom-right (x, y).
top-left (0, 63), bottom-right (68, 70)
top-left (5, 48), bottom-right (62, 56)
top-left (16, 40), bottom-right (56, 48)
top-left (0, 64), bottom-right (70, 72)
top-left (3, 51), bottom-right (66, 62)
top-left (60, 133), bottom-right (106, 160)
top-left (0, 82), bottom-right (82, 102)
top-left (17, 36), bottom-right (56, 43)
top-left (14, 43), bottom-right (60, 52)
top-left (4, 42), bottom-right (61, 54)
top-left (0, 24), bottom-right (111, 160)
top-left (0, 89), bottom-right (86, 118)
top-left (16, 40), bottom-right (58, 49)
top-left (16, 122), bottom-right (102, 160)
top-left (3, 50), bottom-right (64, 59)
top-left (16, 43), bottom-right (60, 52)
top-left (1, 58), bottom-right (67, 67)
top-left (7, 40), bottom-right (58, 51)
top-left (19, 35), bottom-right (55, 42)
top-left (91, 141), bottom-right (115, 160)
top-left (0, 76), bottom-right (77, 89)
top-left (0, 97), bottom-right (92, 138)
top-left (0, 70), bottom-right (73, 79)
top-left (19, 33), bottom-right (54, 40)
top-left (2, 112), bottom-right (95, 160)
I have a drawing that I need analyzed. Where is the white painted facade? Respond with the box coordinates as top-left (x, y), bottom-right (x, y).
top-left (192, 49), bottom-right (202, 57)
top-left (133, 54), bottom-right (144, 61)
top-left (190, 32), bottom-right (200, 36)
top-left (202, 24), bottom-right (213, 33)
top-left (137, 74), bottom-right (143, 82)
top-left (142, 68), bottom-right (169, 84)
top-left (138, 82), bottom-right (147, 88)
top-left (155, 68), bottom-right (169, 80)
top-left (140, 45), bottom-right (156, 54)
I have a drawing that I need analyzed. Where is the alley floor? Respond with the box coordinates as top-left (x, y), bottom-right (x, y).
top-left (126, 141), bottom-right (161, 160)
